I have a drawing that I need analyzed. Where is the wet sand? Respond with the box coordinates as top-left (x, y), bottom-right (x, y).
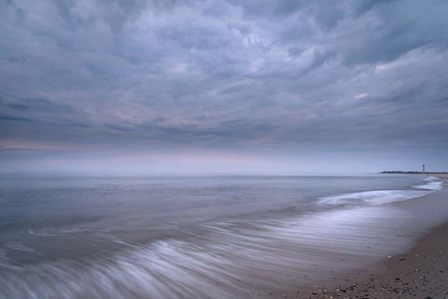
top-left (299, 221), bottom-right (448, 298)
top-left (298, 176), bottom-right (448, 299)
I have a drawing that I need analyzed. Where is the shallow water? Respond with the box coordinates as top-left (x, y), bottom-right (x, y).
top-left (0, 174), bottom-right (446, 298)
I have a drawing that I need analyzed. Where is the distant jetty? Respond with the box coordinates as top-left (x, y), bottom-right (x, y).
top-left (380, 171), bottom-right (448, 174)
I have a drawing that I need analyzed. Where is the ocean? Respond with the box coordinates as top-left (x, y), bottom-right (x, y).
top-left (0, 174), bottom-right (446, 298)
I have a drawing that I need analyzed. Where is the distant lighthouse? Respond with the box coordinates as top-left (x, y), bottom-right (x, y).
top-left (423, 164), bottom-right (425, 173)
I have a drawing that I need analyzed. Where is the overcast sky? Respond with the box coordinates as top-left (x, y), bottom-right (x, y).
top-left (1, 0), bottom-right (447, 175)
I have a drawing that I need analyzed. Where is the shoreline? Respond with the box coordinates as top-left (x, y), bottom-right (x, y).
top-left (300, 221), bottom-right (448, 298)
top-left (298, 175), bottom-right (448, 298)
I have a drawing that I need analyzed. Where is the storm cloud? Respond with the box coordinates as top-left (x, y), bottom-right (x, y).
top-left (1, 0), bottom-right (447, 174)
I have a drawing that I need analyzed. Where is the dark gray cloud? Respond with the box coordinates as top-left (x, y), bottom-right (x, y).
top-left (1, 0), bottom-right (447, 173)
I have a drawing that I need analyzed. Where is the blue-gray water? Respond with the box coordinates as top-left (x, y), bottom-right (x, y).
top-left (0, 174), bottom-right (446, 298)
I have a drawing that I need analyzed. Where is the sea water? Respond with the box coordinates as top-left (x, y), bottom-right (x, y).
top-left (0, 174), bottom-right (446, 298)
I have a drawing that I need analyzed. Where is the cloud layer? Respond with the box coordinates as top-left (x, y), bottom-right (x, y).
top-left (1, 0), bottom-right (447, 173)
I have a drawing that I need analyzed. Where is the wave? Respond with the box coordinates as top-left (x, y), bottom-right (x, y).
top-left (26, 227), bottom-right (92, 237)
top-left (0, 205), bottom-right (422, 299)
top-left (318, 189), bottom-right (430, 206)
top-left (413, 176), bottom-right (443, 190)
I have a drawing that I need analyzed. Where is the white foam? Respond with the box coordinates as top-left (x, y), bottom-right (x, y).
top-left (413, 177), bottom-right (443, 190)
top-left (319, 189), bottom-right (429, 206)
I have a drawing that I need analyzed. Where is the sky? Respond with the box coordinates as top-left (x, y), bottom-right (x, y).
top-left (1, 0), bottom-right (447, 175)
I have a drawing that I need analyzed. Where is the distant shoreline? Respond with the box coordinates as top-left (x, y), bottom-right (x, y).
top-left (380, 171), bottom-right (448, 175)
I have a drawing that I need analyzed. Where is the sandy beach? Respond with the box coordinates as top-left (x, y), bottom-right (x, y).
top-left (298, 176), bottom-right (448, 299)
top-left (300, 222), bottom-right (448, 298)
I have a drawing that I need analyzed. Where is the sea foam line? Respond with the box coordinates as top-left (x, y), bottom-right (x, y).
top-left (413, 176), bottom-right (443, 190)
top-left (318, 189), bottom-right (430, 206)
